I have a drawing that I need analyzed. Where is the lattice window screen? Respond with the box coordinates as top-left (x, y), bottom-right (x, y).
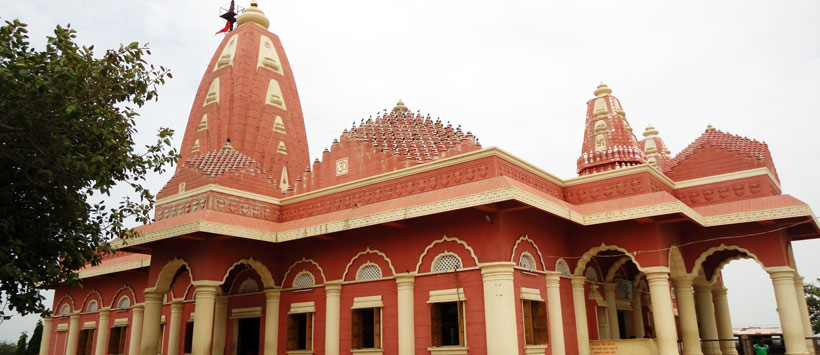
top-left (117, 296), bottom-right (131, 309)
top-left (356, 264), bottom-right (382, 281)
top-left (432, 253), bottom-right (462, 272)
top-left (292, 272), bottom-right (316, 288)
top-left (60, 304), bottom-right (71, 316)
top-left (556, 259), bottom-right (571, 276)
top-left (86, 300), bottom-right (98, 312)
top-left (519, 253), bottom-right (536, 270)
top-left (238, 279), bottom-right (259, 294)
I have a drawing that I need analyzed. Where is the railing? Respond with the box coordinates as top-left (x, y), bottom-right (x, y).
top-left (678, 336), bottom-right (820, 355)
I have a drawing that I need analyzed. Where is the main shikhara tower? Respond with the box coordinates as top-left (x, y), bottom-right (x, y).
top-left (41, 3), bottom-right (819, 355)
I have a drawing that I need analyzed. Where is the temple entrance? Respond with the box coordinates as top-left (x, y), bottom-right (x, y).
top-left (237, 317), bottom-right (260, 355)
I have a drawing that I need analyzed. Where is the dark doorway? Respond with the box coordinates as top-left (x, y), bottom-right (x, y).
top-left (617, 310), bottom-right (629, 339)
top-left (237, 318), bottom-right (261, 355)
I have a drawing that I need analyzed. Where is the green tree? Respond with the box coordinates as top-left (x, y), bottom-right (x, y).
top-left (25, 320), bottom-right (43, 355)
top-left (13, 334), bottom-right (26, 355)
top-left (806, 279), bottom-right (820, 335)
top-left (0, 340), bottom-right (17, 355)
top-left (0, 19), bottom-right (177, 316)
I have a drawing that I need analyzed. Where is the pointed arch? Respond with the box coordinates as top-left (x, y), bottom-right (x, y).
top-left (80, 289), bottom-right (104, 312)
top-left (109, 285), bottom-right (137, 308)
top-left (152, 258), bottom-right (192, 292)
top-left (282, 258), bottom-right (326, 287)
top-left (555, 258), bottom-right (571, 276)
top-left (55, 294), bottom-right (76, 315)
top-left (510, 235), bottom-right (546, 271)
top-left (342, 248), bottom-right (396, 281)
top-left (219, 257), bottom-right (276, 289)
top-left (415, 235), bottom-right (479, 273)
top-left (573, 243), bottom-right (643, 276)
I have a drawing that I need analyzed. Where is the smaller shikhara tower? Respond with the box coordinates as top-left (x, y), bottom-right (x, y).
top-left (576, 83), bottom-right (645, 175)
top-left (157, 1), bottom-right (309, 200)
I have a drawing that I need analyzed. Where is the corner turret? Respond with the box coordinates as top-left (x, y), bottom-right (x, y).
top-left (638, 124), bottom-right (672, 172)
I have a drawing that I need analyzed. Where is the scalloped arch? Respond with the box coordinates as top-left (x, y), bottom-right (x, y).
top-left (574, 243), bottom-right (643, 276)
top-left (415, 235), bottom-right (479, 273)
top-left (605, 256), bottom-right (632, 282)
top-left (109, 284), bottom-right (137, 308)
top-left (80, 289), bottom-right (104, 312)
top-left (153, 258), bottom-right (192, 292)
top-left (342, 248), bottom-right (396, 281)
top-left (690, 243), bottom-right (764, 280)
top-left (510, 235), bottom-right (546, 271)
top-left (219, 257), bottom-right (276, 289)
top-left (282, 258), bottom-right (326, 287)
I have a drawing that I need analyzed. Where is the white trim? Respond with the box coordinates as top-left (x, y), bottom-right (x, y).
top-left (288, 302), bottom-right (315, 314)
top-left (82, 321), bottom-right (96, 329)
top-left (56, 323), bottom-right (69, 332)
top-left (352, 295), bottom-right (383, 309)
top-left (427, 346), bottom-right (469, 355)
top-left (427, 288), bottom-right (466, 303)
top-left (112, 318), bottom-right (129, 327)
top-left (520, 288), bottom-right (544, 302)
top-left (231, 306), bottom-right (263, 319)
top-left (78, 257), bottom-right (151, 279)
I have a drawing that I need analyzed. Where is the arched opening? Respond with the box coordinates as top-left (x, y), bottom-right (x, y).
top-left (576, 246), bottom-right (651, 341)
top-left (213, 259), bottom-right (276, 355)
top-left (679, 244), bottom-right (815, 355)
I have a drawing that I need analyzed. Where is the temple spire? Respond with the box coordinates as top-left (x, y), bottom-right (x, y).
top-left (576, 83), bottom-right (645, 175)
top-left (236, 0), bottom-right (270, 29)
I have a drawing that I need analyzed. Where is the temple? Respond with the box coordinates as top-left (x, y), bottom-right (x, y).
top-left (40, 3), bottom-right (820, 355)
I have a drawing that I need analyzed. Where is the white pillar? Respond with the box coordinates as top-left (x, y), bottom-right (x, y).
top-left (646, 269), bottom-right (679, 355)
top-left (129, 304), bottom-right (145, 355)
top-left (325, 281), bottom-right (342, 355)
top-left (794, 275), bottom-right (816, 355)
top-left (604, 283), bottom-right (620, 339)
top-left (167, 300), bottom-right (184, 355)
top-left (140, 291), bottom-right (163, 355)
top-left (94, 308), bottom-right (112, 355)
top-left (480, 262), bottom-right (520, 354)
top-left (263, 289), bottom-right (281, 355)
top-left (212, 296), bottom-right (228, 355)
top-left (673, 278), bottom-right (704, 355)
top-left (633, 289), bottom-right (646, 338)
top-left (396, 273), bottom-right (416, 355)
top-left (192, 283), bottom-right (220, 355)
top-left (712, 284), bottom-right (738, 355)
top-left (39, 317), bottom-right (53, 355)
top-left (694, 282), bottom-right (722, 355)
top-left (546, 272), bottom-right (566, 355)
top-left (66, 313), bottom-right (81, 355)
top-left (769, 268), bottom-right (810, 355)
top-left (571, 277), bottom-right (591, 355)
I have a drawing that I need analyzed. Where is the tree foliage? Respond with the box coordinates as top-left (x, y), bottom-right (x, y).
top-left (25, 320), bottom-right (43, 355)
top-left (806, 279), bottom-right (820, 335)
top-left (13, 334), bottom-right (25, 355)
top-left (0, 19), bottom-right (177, 316)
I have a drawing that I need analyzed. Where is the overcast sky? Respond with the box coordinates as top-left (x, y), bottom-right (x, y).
top-left (3, 0), bottom-right (820, 342)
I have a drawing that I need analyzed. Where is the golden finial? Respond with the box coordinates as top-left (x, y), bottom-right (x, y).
top-left (237, 0), bottom-right (270, 29)
top-left (594, 82), bottom-right (612, 97)
top-left (392, 99), bottom-right (409, 113)
top-left (643, 125), bottom-right (659, 138)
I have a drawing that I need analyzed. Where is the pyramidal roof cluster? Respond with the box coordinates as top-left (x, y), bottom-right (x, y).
top-left (158, 2), bottom-right (777, 204)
